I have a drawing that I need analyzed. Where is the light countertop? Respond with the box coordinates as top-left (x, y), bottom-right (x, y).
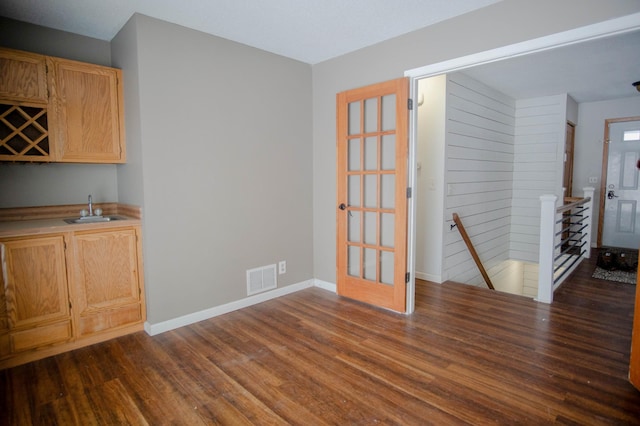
top-left (0, 215), bottom-right (141, 238)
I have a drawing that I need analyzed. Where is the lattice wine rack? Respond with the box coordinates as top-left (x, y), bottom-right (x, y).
top-left (0, 103), bottom-right (50, 160)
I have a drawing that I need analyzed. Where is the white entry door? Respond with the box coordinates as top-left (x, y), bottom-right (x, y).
top-left (602, 120), bottom-right (640, 249)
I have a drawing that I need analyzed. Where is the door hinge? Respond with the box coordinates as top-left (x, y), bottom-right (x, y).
top-left (406, 187), bottom-right (412, 198)
top-left (408, 98), bottom-right (413, 110)
top-left (405, 272), bottom-right (410, 283)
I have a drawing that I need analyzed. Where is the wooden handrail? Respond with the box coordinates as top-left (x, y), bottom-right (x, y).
top-left (452, 213), bottom-right (495, 290)
top-left (557, 196), bottom-right (591, 214)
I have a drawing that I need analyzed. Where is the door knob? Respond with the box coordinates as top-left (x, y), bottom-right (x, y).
top-left (607, 190), bottom-right (618, 199)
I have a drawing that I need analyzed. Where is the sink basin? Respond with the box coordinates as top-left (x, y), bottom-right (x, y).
top-left (64, 215), bottom-right (123, 224)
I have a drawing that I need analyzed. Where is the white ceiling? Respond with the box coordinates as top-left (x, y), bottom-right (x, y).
top-left (461, 29), bottom-right (640, 103)
top-left (0, 0), bottom-right (501, 64)
top-left (1, 0), bottom-right (638, 103)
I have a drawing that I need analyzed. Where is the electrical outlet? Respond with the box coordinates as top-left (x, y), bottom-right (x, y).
top-left (278, 260), bottom-right (286, 275)
top-left (588, 176), bottom-right (598, 184)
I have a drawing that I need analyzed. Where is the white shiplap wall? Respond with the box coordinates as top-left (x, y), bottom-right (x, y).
top-left (443, 73), bottom-right (516, 284)
top-left (510, 95), bottom-right (567, 263)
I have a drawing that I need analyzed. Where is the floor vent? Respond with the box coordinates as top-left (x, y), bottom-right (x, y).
top-left (246, 264), bottom-right (277, 296)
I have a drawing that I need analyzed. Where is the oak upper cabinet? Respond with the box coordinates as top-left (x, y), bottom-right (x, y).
top-left (0, 47), bottom-right (126, 163)
top-left (0, 235), bottom-right (73, 355)
top-left (71, 226), bottom-right (144, 337)
top-left (0, 48), bottom-right (53, 161)
top-left (48, 57), bottom-right (126, 163)
top-left (0, 48), bottom-right (48, 102)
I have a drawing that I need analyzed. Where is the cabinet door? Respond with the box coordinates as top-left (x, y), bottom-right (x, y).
top-left (1, 235), bottom-right (73, 352)
top-left (49, 57), bottom-right (126, 163)
top-left (0, 260), bottom-right (8, 358)
top-left (0, 48), bottom-right (48, 103)
top-left (73, 228), bottom-right (142, 336)
top-left (0, 48), bottom-right (52, 162)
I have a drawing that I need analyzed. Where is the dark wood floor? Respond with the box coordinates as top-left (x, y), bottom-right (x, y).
top-left (2, 252), bottom-right (640, 425)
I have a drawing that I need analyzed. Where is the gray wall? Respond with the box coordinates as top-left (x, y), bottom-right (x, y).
top-left (111, 16), bottom-right (145, 209)
top-left (0, 16), bottom-right (111, 65)
top-left (311, 0), bottom-right (640, 284)
top-left (0, 17), bottom-right (118, 208)
top-left (2, 0), bottom-right (640, 324)
top-left (111, 15), bottom-right (314, 324)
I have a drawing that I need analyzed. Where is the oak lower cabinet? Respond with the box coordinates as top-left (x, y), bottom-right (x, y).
top-left (0, 234), bottom-right (73, 357)
top-left (72, 227), bottom-right (144, 336)
top-left (0, 225), bottom-right (145, 369)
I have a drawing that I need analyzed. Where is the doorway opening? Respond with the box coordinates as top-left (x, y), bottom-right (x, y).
top-left (404, 14), bottom-right (640, 312)
top-left (598, 117), bottom-right (640, 249)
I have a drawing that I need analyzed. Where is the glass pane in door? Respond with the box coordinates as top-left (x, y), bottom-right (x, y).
top-left (348, 246), bottom-right (360, 277)
top-left (364, 212), bottom-right (377, 245)
top-left (380, 213), bottom-right (395, 248)
top-left (348, 211), bottom-right (361, 243)
top-left (381, 94), bottom-right (396, 131)
top-left (348, 138), bottom-right (361, 171)
top-left (348, 175), bottom-right (360, 207)
top-left (364, 137), bottom-right (377, 170)
top-left (381, 174), bottom-right (395, 209)
top-left (364, 98), bottom-right (378, 133)
top-left (348, 102), bottom-right (360, 135)
top-left (381, 135), bottom-right (395, 170)
top-left (380, 251), bottom-right (394, 285)
top-left (364, 248), bottom-right (376, 281)
top-left (364, 175), bottom-right (377, 208)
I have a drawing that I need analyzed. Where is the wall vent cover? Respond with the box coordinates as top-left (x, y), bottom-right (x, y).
top-left (246, 264), bottom-right (277, 296)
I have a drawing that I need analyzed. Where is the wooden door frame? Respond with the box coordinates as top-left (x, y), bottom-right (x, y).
top-left (563, 121), bottom-right (576, 198)
top-left (597, 116), bottom-right (640, 247)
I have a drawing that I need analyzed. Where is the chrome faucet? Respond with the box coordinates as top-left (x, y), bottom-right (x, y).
top-left (88, 194), bottom-right (93, 216)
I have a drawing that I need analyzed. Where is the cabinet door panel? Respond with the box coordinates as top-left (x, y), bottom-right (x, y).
top-left (49, 58), bottom-right (125, 163)
top-left (10, 320), bottom-right (72, 352)
top-left (1, 236), bottom-right (70, 328)
top-left (0, 48), bottom-right (47, 103)
top-left (0, 333), bottom-right (9, 358)
top-left (77, 304), bottom-right (142, 336)
top-left (0, 262), bottom-right (7, 332)
top-left (74, 228), bottom-right (141, 336)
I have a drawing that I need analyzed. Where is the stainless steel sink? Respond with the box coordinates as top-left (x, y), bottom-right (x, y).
top-left (64, 215), bottom-right (123, 224)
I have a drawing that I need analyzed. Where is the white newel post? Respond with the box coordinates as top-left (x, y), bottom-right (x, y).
top-left (582, 186), bottom-right (595, 259)
top-left (538, 194), bottom-right (558, 304)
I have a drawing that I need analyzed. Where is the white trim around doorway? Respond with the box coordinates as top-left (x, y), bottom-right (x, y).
top-left (402, 12), bottom-right (640, 315)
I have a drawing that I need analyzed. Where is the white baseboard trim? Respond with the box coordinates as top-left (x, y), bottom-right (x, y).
top-left (313, 279), bottom-right (336, 293)
top-left (415, 271), bottom-right (443, 283)
top-left (144, 279), bottom-right (315, 336)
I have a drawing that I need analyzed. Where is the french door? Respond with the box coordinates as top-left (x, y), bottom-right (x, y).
top-left (336, 77), bottom-right (409, 312)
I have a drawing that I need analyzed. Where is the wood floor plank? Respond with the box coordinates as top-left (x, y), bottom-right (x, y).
top-left (1, 249), bottom-right (640, 424)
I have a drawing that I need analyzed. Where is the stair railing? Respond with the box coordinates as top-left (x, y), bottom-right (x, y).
top-left (452, 213), bottom-right (495, 290)
top-left (538, 187), bottom-right (595, 303)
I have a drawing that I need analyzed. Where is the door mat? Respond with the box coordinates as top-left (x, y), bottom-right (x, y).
top-left (592, 267), bottom-right (637, 284)
top-left (592, 247), bottom-right (638, 284)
